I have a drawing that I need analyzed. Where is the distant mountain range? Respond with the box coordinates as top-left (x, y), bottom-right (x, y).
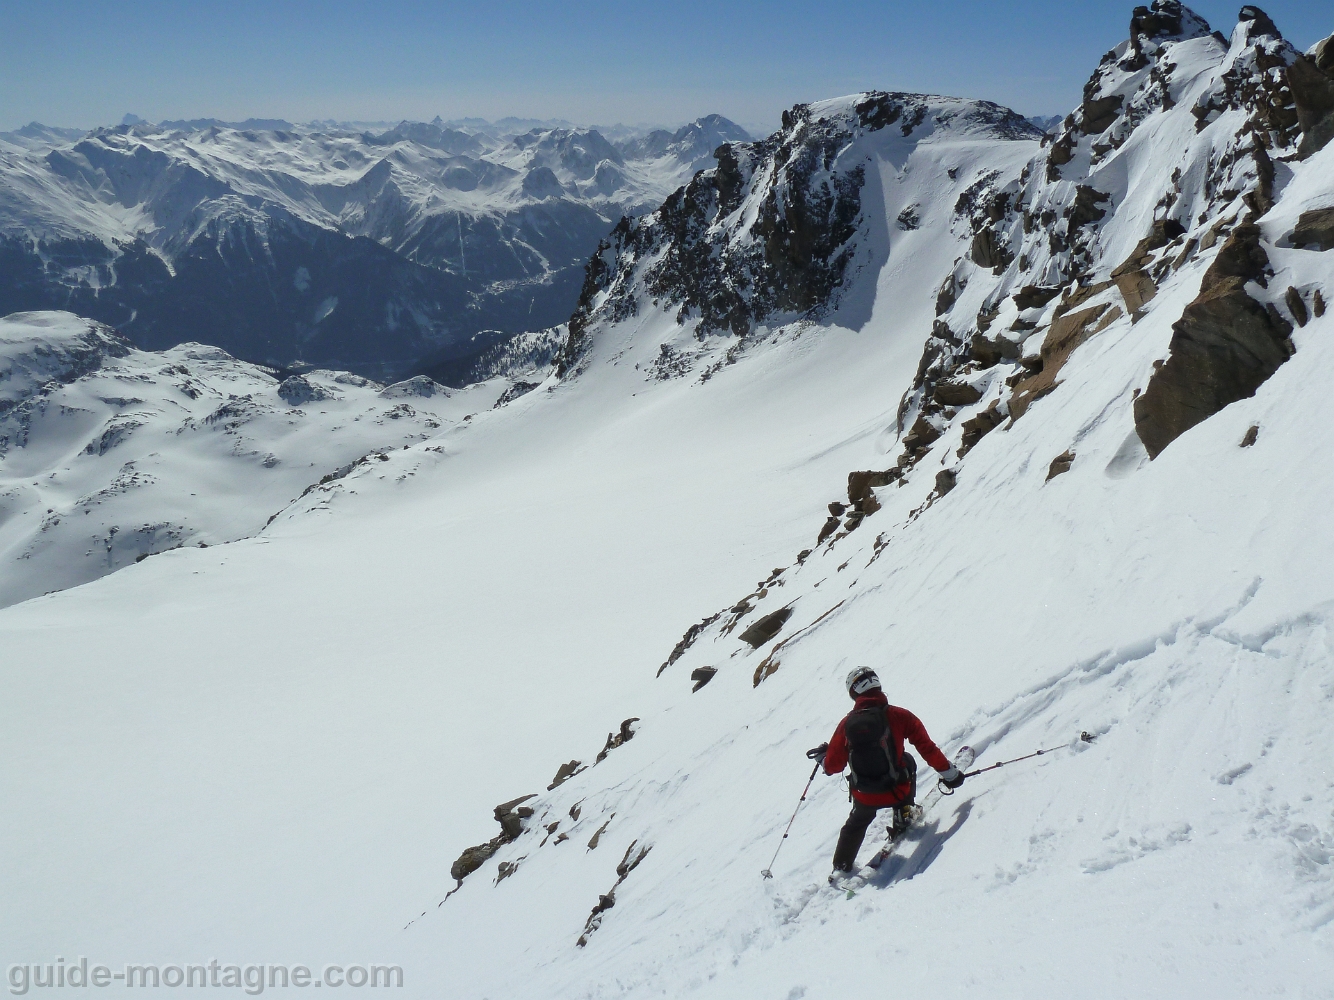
top-left (0, 114), bottom-right (749, 382)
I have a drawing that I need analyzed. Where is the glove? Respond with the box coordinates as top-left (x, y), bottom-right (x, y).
top-left (806, 742), bottom-right (829, 762)
top-left (939, 765), bottom-right (965, 790)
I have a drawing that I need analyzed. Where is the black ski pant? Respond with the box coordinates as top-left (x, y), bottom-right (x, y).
top-left (832, 755), bottom-right (916, 872)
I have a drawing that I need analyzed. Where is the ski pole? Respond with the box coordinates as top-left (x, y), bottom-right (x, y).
top-left (942, 731), bottom-right (1095, 793)
top-left (760, 760), bottom-right (822, 879)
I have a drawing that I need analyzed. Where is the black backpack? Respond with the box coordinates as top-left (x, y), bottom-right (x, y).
top-left (844, 705), bottom-right (906, 793)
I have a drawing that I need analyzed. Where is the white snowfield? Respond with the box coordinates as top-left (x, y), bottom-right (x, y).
top-left (2, 6), bottom-right (1333, 1000)
top-left (0, 311), bottom-right (480, 609)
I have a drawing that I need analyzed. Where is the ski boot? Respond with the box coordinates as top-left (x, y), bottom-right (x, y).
top-left (889, 803), bottom-right (915, 839)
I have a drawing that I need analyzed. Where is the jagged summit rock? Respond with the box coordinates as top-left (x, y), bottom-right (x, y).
top-left (558, 92), bottom-right (1044, 374)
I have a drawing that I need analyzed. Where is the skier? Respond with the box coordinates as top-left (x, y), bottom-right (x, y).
top-left (807, 667), bottom-right (964, 881)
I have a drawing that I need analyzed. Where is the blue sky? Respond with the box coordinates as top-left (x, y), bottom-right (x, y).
top-left (1, 1), bottom-right (1329, 134)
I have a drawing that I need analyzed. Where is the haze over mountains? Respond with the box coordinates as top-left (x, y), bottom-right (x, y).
top-left (2, 2), bottom-right (1333, 998)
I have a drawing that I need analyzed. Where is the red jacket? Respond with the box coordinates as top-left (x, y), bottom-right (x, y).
top-left (823, 692), bottom-right (951, 806)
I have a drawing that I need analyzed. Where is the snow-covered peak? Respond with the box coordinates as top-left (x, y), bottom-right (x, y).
top-left (559, 92), bottom-right (1043, 373)
top-left (0, 312), bottom-right (131, 408)
top-left (0, 310), bottom-right (504, 608)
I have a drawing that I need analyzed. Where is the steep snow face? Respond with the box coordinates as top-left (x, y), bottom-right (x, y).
top-left (398, 4), bottom-right (1332, 994)
top-left (0, 116), bottom-right (747, 377)
top-left (2, 5), bottom-right (1333, 1000)
top-left (0, 311), bottom-right (496, 608)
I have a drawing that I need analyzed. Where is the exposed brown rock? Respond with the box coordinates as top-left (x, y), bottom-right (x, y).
top-left (1134, 242), bottom-right (1294, 459)
top-left (751, 600), bottom-right (846, 687)
top-left (1290, 208), bottom-right (1334, 250)
top-left (575, 893), bottom-right (615, 945)
top-left (957, 400), bottom-right (1005, 457)
top-left (1313, 34), bottom-right (1334, 74)
top-left (738, 608), bottom-right (793, 648)
top-left (1286, 286), bottom-right (1309, 327)
top-left (902, 413), bottom-right (943, 452)
top-left (817, 516), bottom-right (840, 544)
top-left (576, 841), bottom-right (651, 947)
top-left (1047, 132), bottom-right (1075, 177)
top-left (971, 226), bottom-right (1013, 270)
top-left (1203, 221), bottom-right (1270, 291)
top-left (689, 666), bottom-right (717, 692)
top-left (934, 469), bottom-right (957, 496)
top-left (935, 274), bottom-right (959, 315)
top-left (451, 838), bottom-right (504, 883)
top-left (586, 819), bottom-right (611, 851)
top-left (1172, 236), bottom-right (1199, 270)
top-left (595, 719), bottom-right (641, 762)
top-left (548, 760), bottom-right (583, 791)
top-left (1241, 425), bottom-right (1260, 447)
top-left (1111, 219), bottom-right (1187, 314)
top-left (1013, 285), bottom-right (1062, 311)
top-left (933, 379), bottom-right (984, 406)
top-left (449, 793), bottom-right (539, 882)
top-left (1069, 186), bottom-right (1111, 228)
top-left (1113, 267), bottom-right (1158, 315)
top-left (848, 470), bottom-right (897, 503)
top-left (1287, 49), bottom-right (1334, 158)
top-left (1082, 94), bottom-right (1124, 135)
top-left (1315, 289), bottom-right (1327, 317)
top-left (1046, 450), bottom-right (1076, 481)
top-left (495, 795), bottom-right (538, 840)
top-left (970, 331), bottom-right (1021, 367)
top-left (1009, 302), bottom-right (1121, 420)
top-left (657, 611), bottom-right (722, 676)
top-left (828, 501), bottom-right (847, 516)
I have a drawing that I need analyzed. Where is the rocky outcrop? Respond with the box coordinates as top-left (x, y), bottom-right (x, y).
top-left (449, 794), bottom-right (538, 883)
top-left (1046, 450), bottom-right (1076, 481)
top-left (1287, 36), bottom-right (1334, 158)
top-left (738, 608), bottom-right (793, 648)
top-left (1134, 224), bottom-right (1294, 458)
top-left (1290, 208), bottom-right (1334, 251)
top-left (689, 666), bottom-right (717, 692)
top-left (277, 375), bottom-right (336, 406)
top-left (595, 718), bottom-right (641, 763)
top-left (656, 612), bottom-right (722, 676)
top-left (557, 94), bottom-right (1041, 374)
top-left (576, 840), bottom-right (652, 947)
top-left (1009, 285), bottom-right (1123, 420)
top-left (1111, 219), bottom-right (1187, 314)
top-left (493, 381), bottom-right (540, 407)
top-left (547, 760), bottom-right (583, 791)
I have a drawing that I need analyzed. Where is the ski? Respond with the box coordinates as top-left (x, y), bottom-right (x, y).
top-left (843, 745), bottom-right (974, 894)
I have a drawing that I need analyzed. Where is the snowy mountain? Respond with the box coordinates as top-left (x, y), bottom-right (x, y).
top-left (0, 310), bottom-right (507, 608)
top-left (1, 3), bottom-right (1333, 998)
top-left (0, 114), bottom-right (747, 380)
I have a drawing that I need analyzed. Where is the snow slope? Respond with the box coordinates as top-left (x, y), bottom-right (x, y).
top-left (0, 311), bottom-right (480, 608)
top-left (2, 3), bottom-right (1333, 998)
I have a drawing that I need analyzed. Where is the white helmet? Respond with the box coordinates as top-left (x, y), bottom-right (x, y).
top-left (845, 667), bottom-right (881, 698)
